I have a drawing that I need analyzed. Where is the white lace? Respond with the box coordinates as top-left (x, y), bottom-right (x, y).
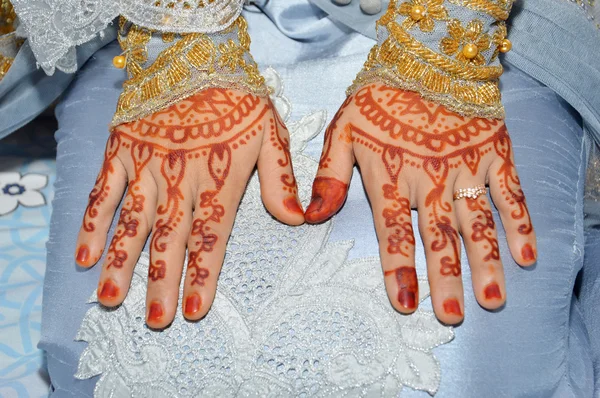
top-left (11, 0), bottom-right (245, 75)
top-left (75, 68), bottom-right (454, 397)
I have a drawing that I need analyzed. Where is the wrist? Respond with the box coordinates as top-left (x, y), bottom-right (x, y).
top-left (111, 16), bottom-right (268, 129)
top-left (348, 0), bottom-right (514, 119)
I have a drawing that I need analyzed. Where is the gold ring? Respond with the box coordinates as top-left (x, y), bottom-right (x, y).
top-left (453, 184), bottom-right (487, 201)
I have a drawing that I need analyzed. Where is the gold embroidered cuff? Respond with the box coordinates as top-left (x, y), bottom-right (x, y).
top-left (111, 16), bottom-right (268, 129)
top-left (348, 0), bottom-right (514, 119)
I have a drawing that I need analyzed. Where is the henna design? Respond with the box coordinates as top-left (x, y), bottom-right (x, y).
top-left (105, 141), bottom-right (153, 271)
top-left (88, 89), bottom-right (273, 286)
top-left (76, 244), bottom-right (90, 265)
top-left (184, 293), bottom-right (202, 316)
top-left (521, 243), bottom-right (536, 262)
top-left (493, 134), bottom-right (533, 235)
top-left (98, 279), bottom-right (120, 300)
top-left (466, 197), bottom-right (500, 262)
top-left (384, 266), bottom-right (418, 310)
top-left (484, 282), bottom-right (502, 300)
top-left (443, 298), bottom-right (462, 316)
top-left (342, 84), bottom-right (533, 277)
top-left (382, 186), bottom-right (414, 257)
top-left (305, 177), bottom-right (349, 223)
top-left (270, 101), bottom-right (297, 195)
top-left (83, 133), bottom-right (121, 232)
top-left (148, 301), bottom-right (164, 323)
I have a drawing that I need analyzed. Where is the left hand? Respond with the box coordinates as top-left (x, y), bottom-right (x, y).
top-left (305, 83), bottom-right (537, 324)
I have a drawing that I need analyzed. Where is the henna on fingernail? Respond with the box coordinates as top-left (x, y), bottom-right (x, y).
top-left (99, 279), bottom-right (119, 300)
top-left (284, 196), bottom-right (304, 215)
top-left (305, 177), bottom-right (348, 223)
top-left (184, 294), bottom-right (202, 317)
top-left (76, 244), bottom-right (90, 265)
top-left (521, 243), bottom-right (536, 262)
top-left (484, 282), bottom-right (502, 300)
top-left (443, 298), bottom-right (463, 316)
top-left (385, 266), bottom-right (418, 310)
top-left (148, 301), bottom-right (164, 323)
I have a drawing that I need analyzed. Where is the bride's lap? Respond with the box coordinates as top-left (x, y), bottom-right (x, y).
top-left (40, 40), bottom-right (593, 396)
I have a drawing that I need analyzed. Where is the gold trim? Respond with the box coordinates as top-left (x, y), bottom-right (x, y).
top-left (353, 1), bottom-right (508, 119)
top-left (112, 16), bottom-right (267, 129)
top-left (0, 0), bottom-right (15, 35)
top-left (0, 52), bottom-right (13, 81)
top-left (386, 21), bottom-right (502, 80)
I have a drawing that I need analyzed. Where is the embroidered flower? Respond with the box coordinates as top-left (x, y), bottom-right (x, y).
top-left (490, 22), bottom-right (507, 61)
top-left (398, 0), bottom-right (448, 32)
top-left (440, 19), bottom-right (491, 66)
top-left (218, 39), bottom-right (246, 71)
top-left (0, 172), bottom-right (47, 216)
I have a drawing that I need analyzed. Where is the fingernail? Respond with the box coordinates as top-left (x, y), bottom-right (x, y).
top-left (99, 279), bottom-right (119, 300)
top-left (184, 294), bottom-right (202, 316)
top-left (305, 196), bottom-right (324, 215)
top-left (284, 196), bottom-right (304, 215)
top-left (398, 290), bottom-right (416, 310)
top-left (443, 298), bottom-right (463, 316)
top-left (304, 177), bottom-right (348, 223)
top-left (521, 243), bottom-right (536, 262)
top-left (76, 244), bottom-right (90, 265)
top-left (148, 301), bottom-right (164, 323)
top-left (484, 282), bottom-right (502, 300)
top-left (385, 266), bottom-right (418, 310)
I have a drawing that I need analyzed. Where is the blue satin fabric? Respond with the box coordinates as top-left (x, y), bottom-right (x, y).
top-left (0, 30), bottom-right (117, 141)
top-left (38, 2), bottom-right (595, 396)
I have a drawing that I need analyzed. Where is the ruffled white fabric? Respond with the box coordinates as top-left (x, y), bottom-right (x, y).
top-left (11, 0), bottom-right (244, 74)
top-left (75, 68), bottom-right (455, 397)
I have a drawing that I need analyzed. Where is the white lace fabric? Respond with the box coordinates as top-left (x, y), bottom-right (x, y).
top-left (75, 68), bottom-right (455, 397)
top-left (10, 0), bottom-right (244, 75)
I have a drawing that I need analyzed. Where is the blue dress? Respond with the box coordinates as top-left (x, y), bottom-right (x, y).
top-left (1, 0), bottom-right (599, 396)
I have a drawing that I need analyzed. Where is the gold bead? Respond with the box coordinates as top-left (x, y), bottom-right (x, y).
top-left (410, 5), bottom-right (426, 21)
top-left (112, 55), bottom-right (126, 69)
top-left (499, 38), bottom-right (512, 53)
top-left (462, 43), bottom-right (479, 59)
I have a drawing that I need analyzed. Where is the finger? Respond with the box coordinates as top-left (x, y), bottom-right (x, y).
top-left (257, 108), bottom-right (304, 226)
top-left (488, 132), bottom-right (537, 266)
top-left (305, 105), bottom-right (354, 223)
top-left (418, 183), bottom-right (464, 324)
top-left (145, 152), bottom-right (194, 329)
top-left (455, 186), bottom-right (506, 310)
top-left (97, 170), bottom-right (156, 307)
top-left (354, 140), bottom-right (418, 313)
top-left (183, 141), bottom-right (260, 321)
top-left (76, 134), bottom-right (127, 267)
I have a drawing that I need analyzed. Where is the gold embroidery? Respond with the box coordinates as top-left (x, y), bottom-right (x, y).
top-left (398, 0), bottom-right (449, 32)
top-left (118, 17), bottom-right (152, 79)
top-left (112, 16), bottom-right (267, 128)
top-left (388, 22), bottom-right (501, 80)
top-left (0, 52), bottom-right (13, 81)
top-left (348, 38), bottom-right (503, 118)
top-left (490, 22), bottom-right (507, 61)
top-left (440, 19), bottom-right (491, 66)
top-left (0, 0), bottom-right (15, 35)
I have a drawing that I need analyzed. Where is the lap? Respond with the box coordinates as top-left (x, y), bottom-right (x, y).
top-left (41, 38), bottom-right (592, 396)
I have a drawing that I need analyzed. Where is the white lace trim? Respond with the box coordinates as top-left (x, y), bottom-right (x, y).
top-left (75, 68), bottom-right (454, 397)
top-left (11, 0), bottom-right (245, 75)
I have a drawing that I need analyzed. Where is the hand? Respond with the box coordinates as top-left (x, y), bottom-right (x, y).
top-left (305, 83), bottom-right (536, 324)
top-left (75, 88), bottom-right (304, 328)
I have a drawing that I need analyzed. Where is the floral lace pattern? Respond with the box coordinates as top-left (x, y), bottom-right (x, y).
top-left (11, 0), bottom-right (244, 74)
top-left (75, 68), bottom-right (454, 397)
